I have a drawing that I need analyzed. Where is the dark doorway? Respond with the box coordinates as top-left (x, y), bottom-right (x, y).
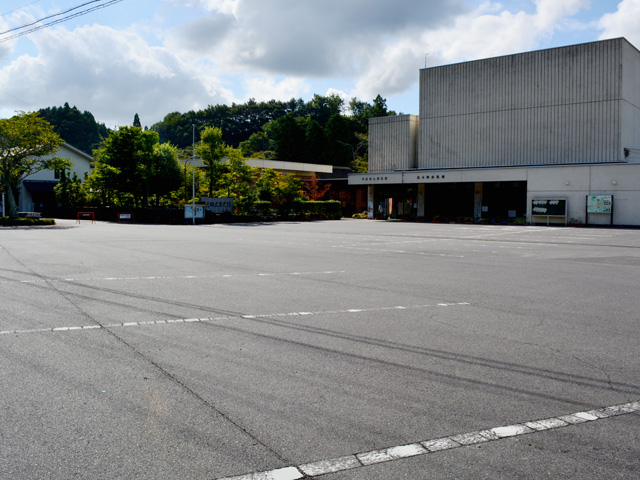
top-left (424, 183), bottom-right (475, 221)
top-left (481, 181), bottom-right (527, 221)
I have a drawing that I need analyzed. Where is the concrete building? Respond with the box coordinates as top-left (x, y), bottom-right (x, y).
top-left (349, 38), bottom-right (640, 226)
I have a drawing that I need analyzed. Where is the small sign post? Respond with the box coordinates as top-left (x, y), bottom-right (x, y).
top-left (586, 195), bottom-right (613, 226)
top-left (184, 204), bottom-right (205, 221)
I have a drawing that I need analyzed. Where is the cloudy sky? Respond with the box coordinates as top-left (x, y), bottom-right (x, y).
top-left (0, 0), bottom-right (638, 128)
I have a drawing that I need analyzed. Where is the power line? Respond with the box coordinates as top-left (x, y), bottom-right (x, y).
top-left (0, 0), bottom-right (124, 43)
top-left (0, 0), bottom-right (108, 35)
top-left (0, 1), bottom-right (43, 18)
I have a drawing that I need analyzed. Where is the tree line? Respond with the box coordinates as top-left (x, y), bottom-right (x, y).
top-left (39, 94), bottom-right (395, 172)
top-left (2, 93), bottom-right (395, 219)
top-left (0, 112), bottom-right (327, 219)
top-left (38, 103), bottom-right (110, 155)
top-left (152, 94), bottom-right (394, 171)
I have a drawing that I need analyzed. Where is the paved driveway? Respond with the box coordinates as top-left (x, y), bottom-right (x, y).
top-left (1, 219), bottom-right (639, 479)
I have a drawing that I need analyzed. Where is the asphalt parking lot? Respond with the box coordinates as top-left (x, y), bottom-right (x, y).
top-left (1, 219), bottom-right (639, 479)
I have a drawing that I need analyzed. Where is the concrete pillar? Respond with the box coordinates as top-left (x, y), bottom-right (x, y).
top-left (417, 183), bottom-right (426, 219)
top-left (474, 182), bottom-right (483, 221)
top-left (367, 185), bottom-right (375, 220)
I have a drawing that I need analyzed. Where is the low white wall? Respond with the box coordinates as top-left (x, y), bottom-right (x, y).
top-left (526, 163), bottom-right (640, 225)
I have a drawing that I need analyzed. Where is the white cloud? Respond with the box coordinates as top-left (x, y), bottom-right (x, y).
top-left (534, 0), bottom-right (588, 30)
top-left (598, 0), bottom-right (640, 47)
top-left (0, 0), bottom-right (628, 127)
top-left (422, 0), bottom-right (590, 65)
top-left (241, 76), bottom-right (310, 102)
top-left (0, 24), bottom-right (234, 127)
top-left (0, 12), bottom-right (21, 61)
top-left (346, 0), bottom-right (590, 103)
top-left (170, 0), bottom-right (468, 77)
top-left (351, 36), bottom-right (427, 101)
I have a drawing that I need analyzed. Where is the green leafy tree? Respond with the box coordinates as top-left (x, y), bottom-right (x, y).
top-left (264, 114), bottom-right (305, 162)
top-left (304, 120), bottom-right (325, 164)
top-left (369, 94), bottom-right (391, 118)
top-left (0, 112), bottom-right (70, 217)
top-left (254, 168), bottom-right (278, 203)
top-left (275, 173), bottom-right (304, 217)
top-left (349, 132), bottom-right (369, 172)
top-left (239, 131), bottom-right (272, 158)
top-left (54, 170), bottom-right (88, 208)
top-left (196, 126), bottom-right (226, 197)
top-left (324, 113), bottom-right (352, 167)
top-left (308, 94), bottom-right (344, 126)
top-left (174, 159), bottom-right (206, 205)
top-left (218, 147), bottom-right (257, 214)
top-left (89, 126), bottom-right (158, 207)
top-left (149, 143), bottom-right (183, 206)
top-left (254, 168), bottom-right (303, 212)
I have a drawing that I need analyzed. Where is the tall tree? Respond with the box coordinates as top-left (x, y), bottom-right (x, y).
top-left (0, 112), bottom-right (70, 217)
top-left (369, 94), bottom-right (390, 118)
top-left (239, 131), bottom-right (272, 158)
top-left (54, 170), bottom-right (87, 208)
top-left (195, 126), bottom-right (226, 197)
top-left (324, 113), bottom-right (352, 167)
top-left (219, 147), bottom-right (256, 214)
top-left (149, 143), bottom-right (182, 206)
top-left (264, 114), bottom-right (305, 163)
top-left (304, 120), bottom-right (325, 165)
top-left (308, 94), bottom-right (344, 126)
top-left (90, 126), bottom-right (158, 207)
top-left (133, 113), bottom-right (142, 128)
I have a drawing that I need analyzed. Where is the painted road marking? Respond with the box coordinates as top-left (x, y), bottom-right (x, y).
top-left (0, 302), bottom-right (471, 336)
top-left (217, 401), bottom-right (640, 480)
top-left (334, 244), bottom-right (464, 258)
top-left (0, 270), bottom-right (346, 286)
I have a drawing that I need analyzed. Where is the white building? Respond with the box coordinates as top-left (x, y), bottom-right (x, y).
top-left (349, 38), bottom-right (640, 226)
top-left (17, 143), bottom-right (94, 214)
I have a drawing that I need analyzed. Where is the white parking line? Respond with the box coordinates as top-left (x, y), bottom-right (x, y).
top-left (0, 302), bottom-right (471, 336)
top-left (217, 401), bottom-right (640, 480)
top-left (0, 270), bottom-right (347, 286)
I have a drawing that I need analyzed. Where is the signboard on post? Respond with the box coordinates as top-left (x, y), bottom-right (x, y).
top-left (586, 195), bottom-right (613, 226)
top-left (200, 197), bottom-right (234, 214)
top-left (531, 198), bottom-right (567, 225)
top-left (586, 195), bottom-right (612, 213)
top-left (184, 204), bottom-right (205, 219)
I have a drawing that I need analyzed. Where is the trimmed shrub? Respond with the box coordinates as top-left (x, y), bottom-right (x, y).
top-left (0, 217), bottom-right (56, 226)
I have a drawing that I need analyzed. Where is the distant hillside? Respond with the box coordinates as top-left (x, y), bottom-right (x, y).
top-left (38, 103), bottom-right (110, 155)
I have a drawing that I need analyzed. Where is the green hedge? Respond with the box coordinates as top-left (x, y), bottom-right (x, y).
top-left (293, 200), bottom-right (342, 220)
top-left (253, 200), bottom-right (273, 217)
top-left (51, 201), bottom-right (342, 224)
top-left (0, 217), bottom-right (56, 226)
top-left (252, 200), bottom-right (341, 220)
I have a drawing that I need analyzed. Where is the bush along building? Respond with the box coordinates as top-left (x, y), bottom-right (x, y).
top-left (349, 38), bottom-right (640, 226)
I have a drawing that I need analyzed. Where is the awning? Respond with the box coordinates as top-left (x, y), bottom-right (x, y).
top-left (22, 180), bottom-right (58, 193)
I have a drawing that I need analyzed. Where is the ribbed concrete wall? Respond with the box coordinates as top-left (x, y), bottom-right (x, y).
top-left (621, 40), bottom-right (640, 162)
top-left (368, 115), bottom-right (418, 173)
top-left (418, 38), bottom-right (634, 169)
